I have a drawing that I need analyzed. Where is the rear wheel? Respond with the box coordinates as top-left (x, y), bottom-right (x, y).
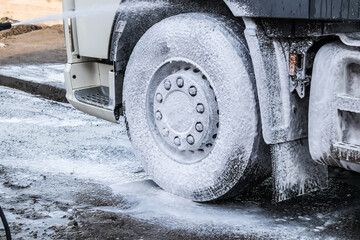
top-left (123, 13), bottom-right (270, 201)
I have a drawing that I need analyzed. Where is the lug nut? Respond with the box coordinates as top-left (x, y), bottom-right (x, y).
top-left (174, 137), bottom-right (181, 146)
top-left (195, 123), bottom-right (204, 132)
top-left (155, 111), bottom-right (162, 120)
top-left (189, 86), bottom-right (197, 96)
top-left (162, 128), bottom-right (169, 137)
top-left (196, 104), bottom-right (205, 114)
top-left (187, 135), bottom-right (195, 145)
top-left (156, 93), bottom-right (163, 103)
top-left (176, 77), bottom-right (184, 88)
top-left (164, 80), bottom-right (171, 90)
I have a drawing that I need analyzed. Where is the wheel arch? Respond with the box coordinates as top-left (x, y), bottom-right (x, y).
top-left (108, 0), bottom-right (234, 70)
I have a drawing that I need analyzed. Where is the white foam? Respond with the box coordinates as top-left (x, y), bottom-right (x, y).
top-left (0, 64), bottom-right (65, 88)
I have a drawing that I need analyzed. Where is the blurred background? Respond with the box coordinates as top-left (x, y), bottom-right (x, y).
top-left (0, 0), bottom-right (62, 25)
top-left (0, 0), bottom-right (66, 65)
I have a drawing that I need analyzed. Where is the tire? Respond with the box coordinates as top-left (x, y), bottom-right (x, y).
top-left (123, 13), bottom-right (270, 202)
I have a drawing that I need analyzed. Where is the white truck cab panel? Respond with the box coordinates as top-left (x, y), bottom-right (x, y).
top-left (73, 0), bottom-right (121, 59)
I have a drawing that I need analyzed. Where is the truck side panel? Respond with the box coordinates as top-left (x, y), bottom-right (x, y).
top-left (310, 0), bottom-right (360, 20)
top-left (74, 0), bottom-right (121, 59)
top-left (225, 0), bottom-right (360, 20)
top-left (224, 0), bottom-right (309, 19)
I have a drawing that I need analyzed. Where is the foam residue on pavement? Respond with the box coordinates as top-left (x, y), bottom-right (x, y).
top-left (0, 64), bottom-right (65, 88)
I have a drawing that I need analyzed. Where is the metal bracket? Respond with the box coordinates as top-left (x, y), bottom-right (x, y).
top-left (288, 40), bottom-right (313, 99)
top-left (290, 75), bottom-right (310, 99)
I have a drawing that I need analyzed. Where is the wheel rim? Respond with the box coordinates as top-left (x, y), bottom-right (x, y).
top-left (147, 61), bottom-right (219, 164)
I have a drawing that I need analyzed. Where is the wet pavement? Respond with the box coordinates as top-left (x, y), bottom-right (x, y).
top-left (0, 86), bottom-right (360, 239)
top-left (0, 64), bottom-right (66, 102)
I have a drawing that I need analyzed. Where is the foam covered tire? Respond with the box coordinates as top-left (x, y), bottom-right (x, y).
top-left (123, 13), bottom-right (270, 202)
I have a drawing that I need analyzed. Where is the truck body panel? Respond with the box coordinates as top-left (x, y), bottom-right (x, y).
top-left (225, 0), bottom-right (360, 20)
top-left (73, 0), bottom-right (121, 59)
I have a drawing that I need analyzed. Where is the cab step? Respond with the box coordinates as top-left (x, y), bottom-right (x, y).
top-left (74, 86), bottom-right (111, 109)
top-left (73, 67), bottom-right (120, 111)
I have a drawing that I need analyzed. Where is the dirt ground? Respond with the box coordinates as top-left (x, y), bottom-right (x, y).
top-left (0, 18), bottom-right (66, 65)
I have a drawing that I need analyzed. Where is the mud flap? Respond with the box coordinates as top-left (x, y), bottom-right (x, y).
top-left (272, 138), bottom-right (328, 203)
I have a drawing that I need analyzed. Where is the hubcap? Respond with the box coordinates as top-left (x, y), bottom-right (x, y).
top-left (148, 61), bottom-right (219, 163)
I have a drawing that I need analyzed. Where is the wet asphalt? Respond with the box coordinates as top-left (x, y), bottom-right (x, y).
top-left (0, 86), bottom-right (360, 240)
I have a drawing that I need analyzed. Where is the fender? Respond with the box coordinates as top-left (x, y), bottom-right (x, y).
top-left (109, 0), bottom-right (233, 71)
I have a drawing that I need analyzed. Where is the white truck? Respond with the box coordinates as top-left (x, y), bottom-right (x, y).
top-left (62, 0), bottom-right (360, 202)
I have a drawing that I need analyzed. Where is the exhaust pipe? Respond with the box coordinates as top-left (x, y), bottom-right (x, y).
top-left (0, 22), bottom-right (12, 32)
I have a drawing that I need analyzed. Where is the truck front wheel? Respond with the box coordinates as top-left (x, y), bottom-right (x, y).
top-left (123, 13), bottom-right (270, 201)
